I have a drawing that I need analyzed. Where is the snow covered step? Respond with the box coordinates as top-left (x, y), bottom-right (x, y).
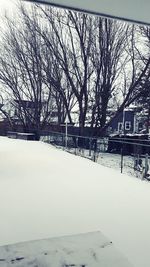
top-left (0, 232), bottom-right (133, 267)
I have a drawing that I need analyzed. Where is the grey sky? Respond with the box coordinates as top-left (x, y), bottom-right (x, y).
top-left (0, 0), bottom-right (35, 26)
top-left (0, 0), bottom-right (19, 30)
top-left (0, 0), bottom-right (17, 15)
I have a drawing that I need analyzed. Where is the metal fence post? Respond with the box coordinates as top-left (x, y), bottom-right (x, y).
top-left (143, 153), bottom-right (149, 179)
top-left (65, 121), bottom-right (68, 149)
top-left (93, 139), bottom-right (97, 162)
top-left (120, 143), bottom-right (124, 173)
top-left (89, 138), bottom-right (92, 157)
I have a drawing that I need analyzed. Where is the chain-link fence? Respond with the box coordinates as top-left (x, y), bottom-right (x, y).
top-left (40, 131), bottom-right (150, 180)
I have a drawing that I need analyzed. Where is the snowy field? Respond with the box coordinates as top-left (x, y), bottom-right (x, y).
top-left (97, 153), bottom-right (139, 177)
top-left (1, 137), bottom-right (150, 267)
top-left (64, 147), bottom-right (136, 177)
top-left (41, 135), bottom-right (148, 179)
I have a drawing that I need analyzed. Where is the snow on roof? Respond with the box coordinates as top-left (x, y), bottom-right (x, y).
top-left (0, 232), bottom-right (132, 267)
top-left (7, 131), bottom-right (35, 136)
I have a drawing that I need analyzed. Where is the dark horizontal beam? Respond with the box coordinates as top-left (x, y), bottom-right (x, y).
top-left (24, 0), bottom-right (150, 26)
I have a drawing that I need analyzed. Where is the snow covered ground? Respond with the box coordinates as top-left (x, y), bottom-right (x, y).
top-left (97, 153), bottom-right (140, 177)
top-left (61, 146), bottom-right (143, 178)
top-left (0, 136), bottom-right (150, 267)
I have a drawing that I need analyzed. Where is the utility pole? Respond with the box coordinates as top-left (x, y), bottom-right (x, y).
top-left (65, 120), bottom-right (68, 148)
top-left (122, 109), bottom-right (125, 135)
top-left (65, 115), bottom-right (69, 149)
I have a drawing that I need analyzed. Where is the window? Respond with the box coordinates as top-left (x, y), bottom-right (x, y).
top-left (118, 122), bottom-right (123, 132)
top-left (125, 121), bottom-right (131, 130)
top-left (138, 122), bottom-right (143, 131)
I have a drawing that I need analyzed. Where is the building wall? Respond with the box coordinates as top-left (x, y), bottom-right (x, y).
top-left (109, 110), bottom-right (135, 134)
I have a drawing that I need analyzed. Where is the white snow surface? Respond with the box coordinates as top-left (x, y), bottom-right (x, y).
top-left (0, 137), bottom-right (150, 267)
top-left (0, 231), bottom-right (132, 267)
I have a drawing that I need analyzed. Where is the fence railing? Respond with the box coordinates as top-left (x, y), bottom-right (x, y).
top-left (40, 131), bottom-right (150, 180)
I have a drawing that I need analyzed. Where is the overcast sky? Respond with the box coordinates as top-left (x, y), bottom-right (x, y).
top-left (0, 0), bottom-right (17, 15)
top-left (0, 0), bottom-right (36, 26)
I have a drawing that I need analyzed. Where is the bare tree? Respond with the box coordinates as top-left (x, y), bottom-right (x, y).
top-left (38, 8), bottom-right (94, 134)
top-left (0, 4), bottom-right (56, 139)
top-left (0, 3), bottom-right (149, 138)
top-left (40, 8), bottom-right (139, 135)
top-left (92, 23), bottom-right (150, 135)
top-left (89, 18), bottom-right (129, 130)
